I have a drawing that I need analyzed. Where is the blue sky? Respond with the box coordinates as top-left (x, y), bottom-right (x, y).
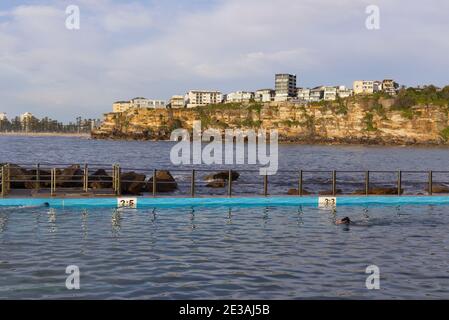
top-left (1, 0), bottom-right (449, 120)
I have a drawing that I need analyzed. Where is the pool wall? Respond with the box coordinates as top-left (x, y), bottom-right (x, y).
top-left (2, 196), bottom-right (449, 208)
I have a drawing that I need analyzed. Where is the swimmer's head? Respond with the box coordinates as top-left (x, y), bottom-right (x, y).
top-left (43, 202), bottom-right (50, 207)
top-left (336, 217), bottom-right (351, 225)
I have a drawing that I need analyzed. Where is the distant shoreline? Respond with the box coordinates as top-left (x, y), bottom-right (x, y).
top-left (0, 132), bottom-right (90, 138)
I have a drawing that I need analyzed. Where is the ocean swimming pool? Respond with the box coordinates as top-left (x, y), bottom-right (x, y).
top-left (0, 203), bottom-right (448, 299)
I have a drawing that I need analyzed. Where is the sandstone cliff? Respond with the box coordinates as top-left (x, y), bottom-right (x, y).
top-left (92, 95), bottom-right (449, 145)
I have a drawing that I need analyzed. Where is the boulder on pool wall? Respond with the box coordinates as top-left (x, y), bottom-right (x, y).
top-left (352, 187), bottom-right (404, 195)
top-left (6, 164), bottom-right (34, 189)
top-left (147, 170), bottom-right (178, 193)
top-left (287, 188), bottom-right (311, 195)
top-left (427, 184), bottom-right (449, 193)
top-left (120, 172), bottom-right (146, 195)
top-left (203, 171), bottom-right (240, 182)
top-left (318, 189), bottom-right (342, 196)
top-left (89, 169), bottom-right (113, 189)
top-left (56, 164), bottom-right (84, 188)
top-left (207, 179), bottom-right (226, 188)
top-left (24, 169), bottom-right (51, 189)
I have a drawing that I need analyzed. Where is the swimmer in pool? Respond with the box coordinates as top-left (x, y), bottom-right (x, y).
top-left (21, 202), bottom-right (50, 209)
top-left (335, 217), bottom-right (351, 225)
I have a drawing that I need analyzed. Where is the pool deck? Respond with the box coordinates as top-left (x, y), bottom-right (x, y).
top-left (2, 195), bottom-right (449, 208)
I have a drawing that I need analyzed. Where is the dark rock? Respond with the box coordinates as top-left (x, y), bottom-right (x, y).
top-left (428, 184), bottom-right (449, 193)
top-left (147, 170), bottom-right (178, 193)
top-left (89, 169), bottom-right (112, 189)
top-left (319, 189), bottom-right (342, 196)
top-left (121, 172), bottom-right (146, 195)
top-left (204, 171), bottom-right (240, 182)
top-left (207, 179), bottom-right (226, 188)
top-left (352, 187), bottom-right (403, 195)
top-left (287, 188), bottom-right (311, 195)
top-left (24, 169), bottom-right (51, 189)
top-left (56, 165), bottom-right (84, 188)
top-left (6, 164), bottom-right (33, 189)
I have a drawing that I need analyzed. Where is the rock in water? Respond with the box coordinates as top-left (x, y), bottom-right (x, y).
top-left (57, 164), bottom-right (84, 188)
top-left (428, 184), bottom-right (449, 193)
top-left (147, 170), bottom-right (178, 193)
top-left (287, 188), bottom-right (311, 195)
top-left (207, 179), bottom-right (226, 188)
top-left (89, 169), bottom-right (113, 189)
top-left (203, 171), bottom-right (240, 182)
top-left (120, 172), bottom-right (146, 195)
top-left (352, 187), bottom-right (403, 195)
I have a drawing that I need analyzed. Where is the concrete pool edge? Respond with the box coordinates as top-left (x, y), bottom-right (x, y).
top-left (2, 195), bottom-right (449, 208)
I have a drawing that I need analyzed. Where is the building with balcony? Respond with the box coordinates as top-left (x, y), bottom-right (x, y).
top-left (382, 79), bottom-right (399, 95)
top-left (112, 101), bottom-right (132, 113)
top-left (169, 95), bottom-right (185, 109)
top-left (254, 89), bottom-right (275, 102)
top-left (275, 73), bottom-right (297, 101)
top-left (225, 91), bottom-right (255, 103)
top-left (185, 90), bottom-right (223, 108)
top-left (337, 86), bottom-right (353, 99)
top-left (323, 86), bottom-right (338, 101)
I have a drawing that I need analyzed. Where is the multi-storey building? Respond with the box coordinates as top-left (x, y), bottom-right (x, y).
top-left (297, 88), bottom-right (311, 102)
top-left (336, 86), bottom-right (353, 99)
top-left (353, 80), bottom-right (397, 95)
top-left (147, 100), bottom-right (167, 109)
top-left (382, 79), bottom-right (399, 95)
top-left (169, 95), bottom-right (185, 109)
top-left (225, 91), bottom-right (255, 103)
top-left (310, 86), bottom-right (325, 102)
top-left (113, 98), bottom-right (166, 112)
top-left (0, 112), bottom-right (7, 121)
top-left (323, 86), bottom-right (338, 101)
top-left (353, 81), bottom-right (375, 95)
top-left (112, 101), bottom-right (132, 113)
top-left (254, 89), bottom-right (275, 102)
top-left (185, 90), bottom-right (223, 108)
top-left (275, 74), bottom-right (297, 101)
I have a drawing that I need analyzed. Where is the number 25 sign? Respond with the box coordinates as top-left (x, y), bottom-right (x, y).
top-left (117, 197), bottom-right (137, 209)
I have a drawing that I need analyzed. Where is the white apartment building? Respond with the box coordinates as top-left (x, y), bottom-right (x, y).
top-left (323, 86), bottom-right (338, 101)
top-left (185, 90), bottom-right (223, 108)
top-left (353, 80), bottom-right (383, 95)
top-left (353, 81), bottom-right (374, 95)
top-left (0, 112), bottom-right (7, 121)
top-left (169, 95), bottom-right (185, 109)
top-left (297, 88), bottom-right (311, 102)
top-left (225, 91), bottom-right (255, 103)
top-left (254, 89), bottom-right (275, 102)
top-left (310, 86), bottom-right (325, 102)
top-left (113, 97), bottom-right (167, 112)
top-left (112, 101), bottom-right (132, 113)
top-left (337, 86), bottom-right (353, 99)
top-left (147, 100), bottom-right (167, 109)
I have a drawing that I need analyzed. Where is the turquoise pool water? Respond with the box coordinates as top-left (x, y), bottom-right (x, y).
top-left (0, 204), bottom-right (448, 299)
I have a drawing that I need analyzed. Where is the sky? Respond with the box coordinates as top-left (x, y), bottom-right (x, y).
top-left (0, 0), bottom-right (448, 121)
